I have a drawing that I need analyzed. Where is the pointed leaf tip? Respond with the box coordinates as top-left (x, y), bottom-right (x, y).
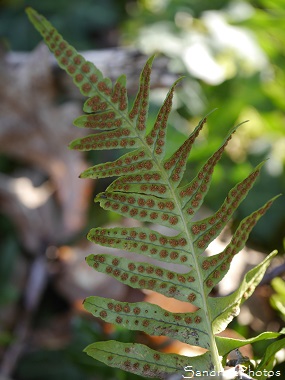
top-left (26, 7), bottom-right (46, 28)
top-left (25, 7), bottom-right (36, 17)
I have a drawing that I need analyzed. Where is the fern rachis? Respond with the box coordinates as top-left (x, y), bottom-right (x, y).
top-left (26, 8), bottom-right (284, 379)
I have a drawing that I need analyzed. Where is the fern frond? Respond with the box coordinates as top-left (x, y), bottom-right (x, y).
top-left (84, 296), bottom-right (208, 347)
top-left (26, 7), bottom-right (281, 379)
top-left (84, 341), bottom-right (212, 378)
top-left (216, 329), bottom-right (284, 358)
top-left (212, 249), bottom-right (277, 335)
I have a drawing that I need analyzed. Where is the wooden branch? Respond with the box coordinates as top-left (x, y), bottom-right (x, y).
top-left (4, 44), bottom-right (177, 96)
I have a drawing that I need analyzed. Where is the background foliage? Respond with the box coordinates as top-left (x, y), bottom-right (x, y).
top-left (0, 0), bottom-right (284, 379)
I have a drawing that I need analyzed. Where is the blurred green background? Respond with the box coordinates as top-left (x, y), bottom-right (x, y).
top-left (0, 0), bottom-right (284, 379)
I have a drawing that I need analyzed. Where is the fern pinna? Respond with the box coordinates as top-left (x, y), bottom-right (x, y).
top-left (27, 8), bottom-right (282, 379)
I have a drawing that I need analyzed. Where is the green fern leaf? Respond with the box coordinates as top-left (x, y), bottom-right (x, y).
top-left (84, 296), bottom-right (208, 347)
top-left (212, 249), bottom-right (278, 335)
top-left (255, 333), bottom-right (285, 379)
top-left (84, 341), bottom-right (212, 378)
top-left (201, 196), bottom-right (280, 295)
top-left (26, 7), bottom-right (281, 379)
top-left (216, 329), bottom-right (285, 358)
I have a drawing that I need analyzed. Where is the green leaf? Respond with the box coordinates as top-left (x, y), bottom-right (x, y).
top-left (162, 116), bottom-right (206, 187)
top-left (270, 277), bottom-right (285, 317)
top-left (84, 296), bottom-right (209, 348)
top-left (255, 333), bottom-right (285, 379)
top-left (178, 122), bottom-right (246, 212)
top-left (271, 277), bottom-right (285, 297)
top-left (26, 7), bottom-right (127, 102)
top-left (146, 79), bottom-right (183, 160)
top-left (85, 253), bottom-right (201, 306)
top-left (200, 196), bottom-right (280, 294)
top-left (87, 226), bottom-right (192, 265)
top-left (84, 340), bottom-right (212, 379)
top-left (211, 249), bottom-right (278, 335)
top-left (216, 329), bottom-right (285, 357)
top-left (94, 192), bottom-right (184, 230)
top-left (106, 171), bottom-right (173, 198)
top-left (188, 162), bottom-right (268, 255)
